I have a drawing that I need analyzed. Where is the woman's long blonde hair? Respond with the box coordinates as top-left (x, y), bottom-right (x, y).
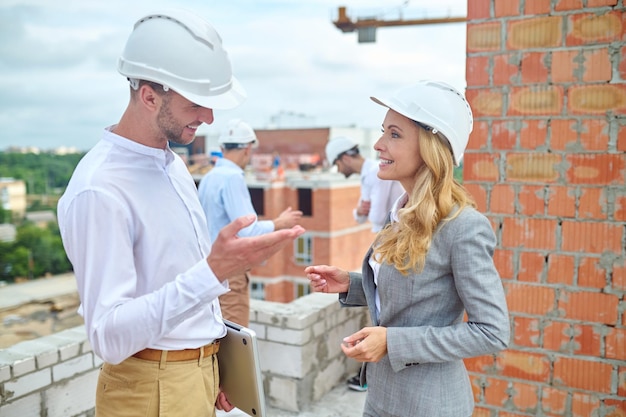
top-left (372, 127), bottom-right (476, 275)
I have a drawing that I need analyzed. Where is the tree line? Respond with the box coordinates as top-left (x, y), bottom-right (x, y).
top-left (0, 152), bottom-right (84, 282)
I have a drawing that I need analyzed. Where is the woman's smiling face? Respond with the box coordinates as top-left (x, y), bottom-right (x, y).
top-left (374, 109), bottom-right (424, 193)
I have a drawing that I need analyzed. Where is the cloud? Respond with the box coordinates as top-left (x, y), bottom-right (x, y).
top-left (0, 0), bottom-right (468, 150)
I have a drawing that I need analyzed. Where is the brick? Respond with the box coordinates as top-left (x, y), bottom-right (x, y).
top-left (605, 327), bottom-right (626, 360)
top-left (467, 22), bottom-right (502, 52)
top-left (491, 183), bottom-right (516, 214)
top-left (568, 84), bottom-right (626, 115)
top-left (555, 356), bottom-right (613, 392)
top-left (508, 16), bottom-right (562, 49)
top-left (561, 220), bottom-right (623, 253)
top-left (572, 324), bottom-right (602, 357)
top-left (492, 120), bottom-right (518, 149)
top-left (465, 354), bottom-right (496, 373)
top-left (567, 12), bottom-right (623, 46)
top-left (518, 251), bottom-right (545, 282)
top-left (467, 0), bottom-right (491, 19)
top-left (494, 249), bottom-right (514, 279)
top-left (603, 399), bottom-right (626, 416)
top-left (613, 261), bottom-right (626, 291)
top-left (513, 316), bottom-right (541, 348)
top-left (555, 0), bottom-right (584, 11)
top-left (464, 183), bottom-right (488, 212)
top-left (467, 56), bottom-right (490, 87)
top-left (504, 282), bottom-right (556, 316)
top-left (509, 85), bottom-right (563, 115)
top-left (521, 52), bottom-right (549, 84)
top-left (578, 187), bottom-right (607, 220)
top-left (511, 381), bottom-right (539, 413)
top-left (566, 154), bottom-right (626, 185)
top-left (524, 0), bottom-right (551, 15)
top-left (494, 53), bottom-right (520, 86)
top-left (571, 392), bottom-right (601, 417)
top-left (577, 256), bottom-right (606, 289)
top-left (518, 185), bottom-right (545, 216)
top-left (543, 320), bottom-right (571, 352)
top-left (558, 290), bottom-right (619, 324)
top-left (520, 119), bottom-right (548, 150)
top-left (550, 119), bottom-right (578, 151)
top-left (619, 367), bottom-right (626, 396)
top-left (580, 119), bottom-right (609, 151)
top-left (547, 254), bottom-right (575, 285)
top-left (484, 377), bottom-right (509, 407)
top-left (541, 387), bottom-right (568, 415)
top-left (582, 49), bottom-right (612, 83)
top-left (552, 50), bottom-right (579, 83)
top-left (502, 218), bottom-right (557, 250)
top-left (52, 354), bottom-right (94, 382)
top-left (464, 153), bottom-right (500, 182)
top-left (616, 191), bottom-right (626, 221)
top-left (547, 185), bottom-right (576, 218)
top-left (468, 89), bottom-right (504, 117)
top-left (617, 123), bottom-right (626, 152)
top-left (495, 0), bottom-right (520, 17)
top-left (506, 153), bottom-right (561, 183)
top-left (620, 46), bottom-right (626, 82)
top-left (496, 350), bottom-right (551, 382)
top-left (467, 120), bottom-right (489, 151)
top-left (587, 0), bottom-right (618, 5)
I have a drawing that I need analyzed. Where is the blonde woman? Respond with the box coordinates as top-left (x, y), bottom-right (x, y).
top-left (305, 80), bottom-right (510, 417)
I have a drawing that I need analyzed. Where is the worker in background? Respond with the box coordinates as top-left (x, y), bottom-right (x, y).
top-left (326, 136), bottom-right (404, 233)
top-left (325, 136), bottom-right (403, 392)
top-left (198, 119), bottom-right (303, 327)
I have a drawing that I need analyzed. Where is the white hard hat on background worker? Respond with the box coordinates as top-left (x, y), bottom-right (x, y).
top-left (117, 9), bottom-right (246, 110)
top-left (325, 136), bottom-right (359, 166)
top-left (370, 80), bottom-right (473, 166)
top-left (218, 119), bottom-right (259, 149)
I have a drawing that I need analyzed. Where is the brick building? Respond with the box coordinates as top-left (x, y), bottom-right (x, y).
top-left (464, 1), bottom-right (625, 416)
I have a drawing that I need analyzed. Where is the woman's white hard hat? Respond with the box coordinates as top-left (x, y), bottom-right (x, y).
top-left (118, 9), bottom-right (246, 110)
top-left (371, 80), bottom-right (473, 166)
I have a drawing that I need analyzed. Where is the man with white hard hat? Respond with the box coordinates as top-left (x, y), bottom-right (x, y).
top-left (57, 9), bottom-right (304, 417)
top-left (198, 119), bottom-right (303, 327)
top-left (325, 136), bottom-right (404, 234)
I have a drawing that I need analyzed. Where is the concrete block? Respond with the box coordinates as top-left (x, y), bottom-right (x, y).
top-left (266, 326), bottom-right (311, 345)
top-left (0, 364), bottom-right (10, 383)
top-left (4, 368), bottom-right (51, 399)
top-left (10, 339), bottom-right (59, 369)
top-left (267, 376), bottom-right (299, 412)
top-left (0, 349), bottom-right (35, 377)
top-left (258, 341), bottom-right (302, 377)
top-left (45, 370), bottom-right (98, 417)
top-left (52, 354), bottom-right (93, 381)
top-left (0, 392), bottom-right (41, 417)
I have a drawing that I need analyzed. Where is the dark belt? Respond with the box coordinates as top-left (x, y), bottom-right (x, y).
top-left (132, 341), bottom-right (220, 362)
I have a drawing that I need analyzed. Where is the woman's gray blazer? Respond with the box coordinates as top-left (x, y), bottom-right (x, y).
top-left (339, 207), bottom-right (510, 417)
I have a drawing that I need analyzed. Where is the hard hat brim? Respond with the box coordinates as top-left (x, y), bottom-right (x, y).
top-left (181, 76), bottom-right (246, 110)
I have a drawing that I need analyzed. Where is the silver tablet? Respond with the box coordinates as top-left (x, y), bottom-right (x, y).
top-left (217, 320), bottom-right (266, 417)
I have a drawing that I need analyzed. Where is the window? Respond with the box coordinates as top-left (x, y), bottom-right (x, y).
top-left (248, 187), bottom-right (265, 216)
top-left (297, 188), bottom-right (312, 216)
top-left (294, 234), bottom-right (312, 265)
top-left (294, 280), bottom-right (311, 299)
top-left (250, 281), bottom-right (265, 300)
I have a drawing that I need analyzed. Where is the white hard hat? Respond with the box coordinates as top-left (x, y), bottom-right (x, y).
top-left (218, 119), bottom-right (258, 148)
top-left (118, 9), bottom-right (246, 110)
top-left (325, 136), bottom-right (359, 165)
top-left (371, 80), bottom-right (473, 166)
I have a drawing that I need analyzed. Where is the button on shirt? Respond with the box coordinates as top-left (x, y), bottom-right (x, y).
top-left (198, 157), bottom-right (274, 242)
top-left (57, 128), bottom-right (228, 365)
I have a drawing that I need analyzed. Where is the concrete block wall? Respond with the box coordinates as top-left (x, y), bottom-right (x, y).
top-left (0, 293), bottom-right (367, 416)
top-left (464, 1), bottom-right (625, 416)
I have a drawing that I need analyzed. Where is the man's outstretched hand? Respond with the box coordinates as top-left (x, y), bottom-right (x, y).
top-left (208, 214), bottom-right (305, 280)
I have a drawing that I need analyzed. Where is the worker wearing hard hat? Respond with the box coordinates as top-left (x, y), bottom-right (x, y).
top-left (57, 10), bottom-right (304, 417)
top-left (198, 119), bottom-right (303, 327)
top-left (325, 136), bottom-right (403, 234)
top-left (307, 80), bottom-right (509, 417)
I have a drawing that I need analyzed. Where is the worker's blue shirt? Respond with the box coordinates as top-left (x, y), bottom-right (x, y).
top-left (198, 157), bottom-right (274, 242)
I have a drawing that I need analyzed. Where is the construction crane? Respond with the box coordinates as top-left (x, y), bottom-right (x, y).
top-left (332, 5), bottom-right (466, 43)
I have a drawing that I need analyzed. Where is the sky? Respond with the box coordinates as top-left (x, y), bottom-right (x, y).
top-left (0, 0), bottom-right (467, 151)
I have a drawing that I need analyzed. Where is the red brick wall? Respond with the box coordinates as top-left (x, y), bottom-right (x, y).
top-left (465, 1), bottom-right (626, 415)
